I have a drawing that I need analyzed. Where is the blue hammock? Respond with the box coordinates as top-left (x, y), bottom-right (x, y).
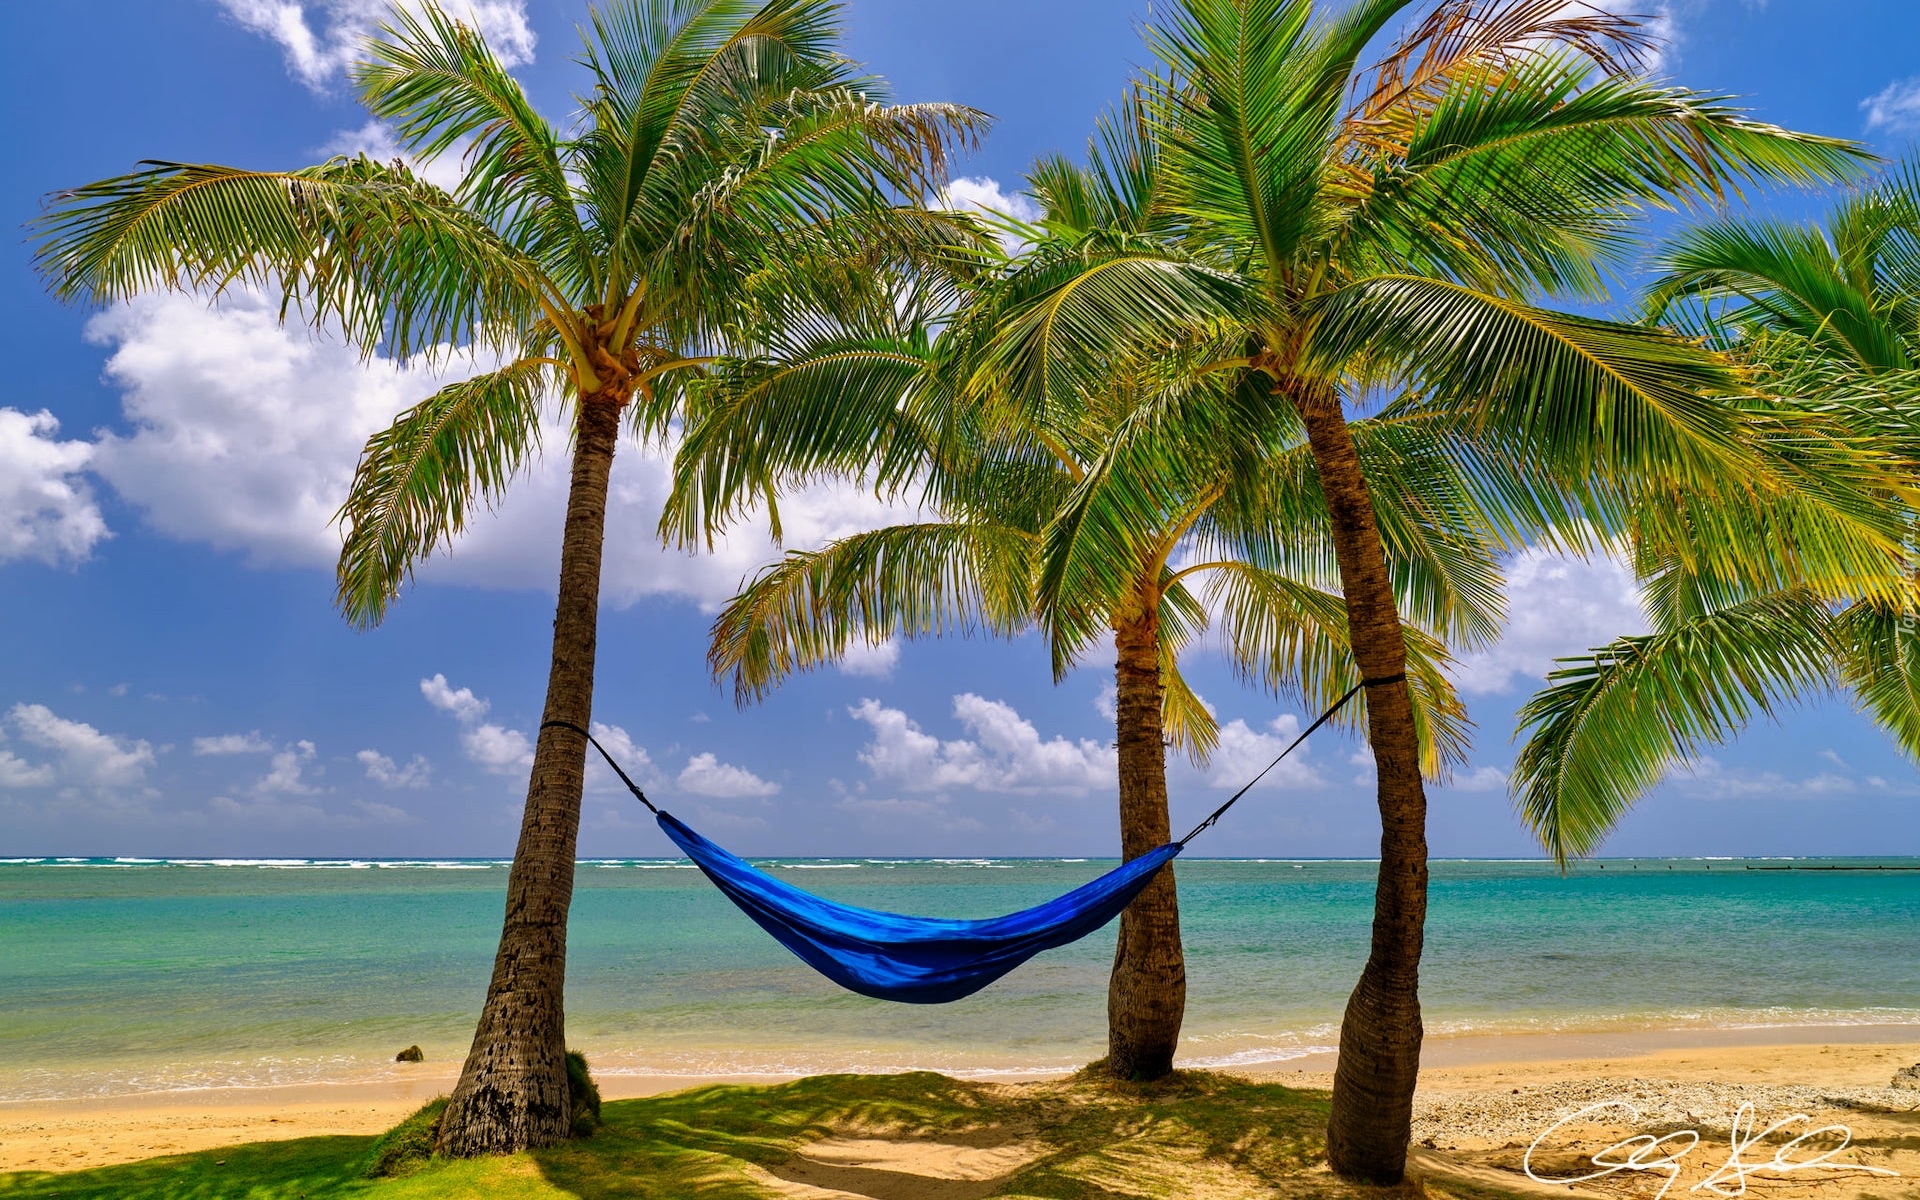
top-left (545, 677), bottom-right (1377, 1004)
top-left (657, 811), bottom-right (1181, 1003)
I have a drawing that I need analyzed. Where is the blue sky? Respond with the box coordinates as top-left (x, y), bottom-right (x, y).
top-left (4, 0), bottom-right (1920, 859)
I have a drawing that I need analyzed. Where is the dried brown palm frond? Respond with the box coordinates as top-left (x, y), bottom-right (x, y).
top-left (1338, 0), bottom-right (1656, 165)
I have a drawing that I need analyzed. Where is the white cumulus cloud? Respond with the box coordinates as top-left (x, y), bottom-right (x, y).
top-left (4, 704), bottom-right (155, 790)
top-left (0, 409), bottom-right (108, 566)
top-left (461, 724), bottom-right (534, 774)
top-left (357, 749), bottom-right (431, 788)
top-left (939, 177), bottom-right (1042, 252)
top-left (850, 695), bottom-right (1115, 795)
top-left (1451, 546), bottom-right (1647, 696)
top-left (80, 290), bottom-right (912, 611)
top-left (84, 291), bottom-right (459, 568)
top-left (215, 0), bottom-right (535, 89)
top-left (256, 740), bottom-right (321, 795)
top-left (940, 176), bottom-right (1041, 223)
top-left (0, 750), bottom-right (57, 788)
top-left (585, 721), bottom-right (665, 794)
top-left (318, 119), bottom-right (469, 191)
top-left (420, 674), bottom-right (531, 774)
top-left (1205, 713), bottom-right (1323, 792)
top-left (836, 638), bottom-right (901, 679)
top-left (420, 673), bottom-right (489, 723)
top-left (678, 752), bottom-right (779, 798)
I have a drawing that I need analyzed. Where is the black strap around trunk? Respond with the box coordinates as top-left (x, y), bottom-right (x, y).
top-left (540, 719), bottom-right (659, 814)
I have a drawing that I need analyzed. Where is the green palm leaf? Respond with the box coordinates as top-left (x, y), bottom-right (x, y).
top-left (335, 359), bottom-right (554, 628)
top-left (1196, 561), bottom-right (1469, 775)
top-left (1310, 274), bottom-right (1741, 477)
top-left (709, 522), bottom-right (1037, 703)
top-left (34, 156), bottom-right (550, 360)
top-left (1512, 589), bottom-right (1838, 863)
top-left (1837, 601), bottom-right (1920, 762)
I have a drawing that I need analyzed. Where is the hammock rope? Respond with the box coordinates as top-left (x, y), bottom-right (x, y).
top-left (536, 673), bottom-right (1400, 1003)
top-left (1176, 672), bottom-right (1401, 844)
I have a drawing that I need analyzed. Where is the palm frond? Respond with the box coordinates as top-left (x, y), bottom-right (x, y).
top-left (34, 156), bottom-right (550, 360)
top-left (1511, 589), bottom-right (1838, 863)
top-left (1161, 655), bottom-right (1222, 764)
top-left (1645, 218), bottom-right (1908, 369)
top-left (1837, 601), bottom-right (1920, 762)
top-left (335, 358), bottom-right (553, 627)
top-left (1194, 559), bottom-right (1469, 775)
top-left (709, 522), bottom-right (1037, 703)
top-left (353, 0), bottom-right (589, 294)
top-left (1311, 274), bottom-right (1742, 478)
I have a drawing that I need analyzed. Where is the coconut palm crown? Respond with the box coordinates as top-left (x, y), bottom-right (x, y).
top-left (1513, 163), bottom-right (1920, 866)
top-left (669, 87), bottom-right (1507, 1086)
top-left (945, 0), bottom-right (1869, 1181)
top-left (34, 0), bottom-right (987, 1156)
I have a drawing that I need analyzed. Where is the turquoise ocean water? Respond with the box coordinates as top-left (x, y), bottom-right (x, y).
top-left (3, 855), bottom-right (1918, 1100)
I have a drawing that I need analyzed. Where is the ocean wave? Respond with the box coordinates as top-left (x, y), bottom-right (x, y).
top-left (1178, 1045), bottom-right (1339, 1069)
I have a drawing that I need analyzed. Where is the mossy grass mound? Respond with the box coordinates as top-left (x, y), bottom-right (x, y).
top-left (362, 1097), bottom-right (445, 1178)
top-left (566, 1050), bottom-right (601, 1137)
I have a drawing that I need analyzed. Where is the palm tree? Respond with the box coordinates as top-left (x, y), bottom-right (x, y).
top-left (672, 142), bottom-right (1491, 1081)
top-left (1513, 165), bottom-right (1920, 864)
top-left (964, 0), bottom-right (1864, 1179)
top-left (34, 0), bottom-right (984, 1155)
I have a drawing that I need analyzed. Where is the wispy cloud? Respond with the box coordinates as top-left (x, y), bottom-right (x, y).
top-left (678, 753), bottom-right (779, 799)
top-left (357, 749), bottom-right (431, 789)
top-left (193, 732), bottom-right (273, 756)
top-left (1863, 78), bottom-right (1920, 135)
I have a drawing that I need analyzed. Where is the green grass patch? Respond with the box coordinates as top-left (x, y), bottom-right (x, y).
top-left (0, 1071), bottom-right (1515, 1199)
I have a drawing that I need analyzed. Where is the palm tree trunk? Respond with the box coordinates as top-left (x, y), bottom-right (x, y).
top-left (1293, 385), bottom-right (1429, 1184)
top-left (1104, 603), bottom-right (1186, 1080)
top-left (435, 394), bottom-right (623, 1157)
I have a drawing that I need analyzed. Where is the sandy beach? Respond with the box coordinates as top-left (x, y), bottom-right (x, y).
top-left (7, 1026), bottom-right (1919, 1196)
